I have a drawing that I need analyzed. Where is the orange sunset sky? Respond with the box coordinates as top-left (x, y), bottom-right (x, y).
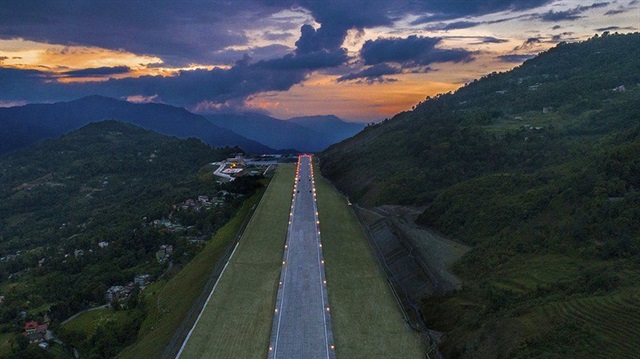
top-left (1, 0), bottom-right (638, 121)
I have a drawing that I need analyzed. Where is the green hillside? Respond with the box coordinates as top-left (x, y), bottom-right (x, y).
top-left (0, 121), bottom-right (263, 358)
top-left (321, 32), bottom-right (640, 358)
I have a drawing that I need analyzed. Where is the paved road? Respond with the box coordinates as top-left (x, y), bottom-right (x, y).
top-left (268, 155), bottom-right (336, 359)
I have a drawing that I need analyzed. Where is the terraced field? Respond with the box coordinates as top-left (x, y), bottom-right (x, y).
top-left (520, 289), bottom-right (640, 358)
top-left (467, 255), bottom-right (640, 358)
top-left (492, 255), bottom-right (584, 294)
top-left (546, 290), bottom-right (640, 358)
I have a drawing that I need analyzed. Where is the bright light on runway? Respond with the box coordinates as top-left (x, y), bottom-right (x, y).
top-left (268, 154), bottom-right (335, 359)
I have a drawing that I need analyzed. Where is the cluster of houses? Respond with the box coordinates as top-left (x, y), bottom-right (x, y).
top-left (178, 195), bottom-right (225, 211)
top-left (23, 315), bottom-right (51, 344)
top-left (156, 244), bottom-right (174, 264)
top-left (152, 218), bottom-right (185, 232)
top-left (105, 274), bottom-right (152, 304)
top-left (152, 192), bottom-right (233, 232)
top-left (61, 248), bottom-right (94, 260)
top-left (523, 124), bottom-right (544, 131)
top-left (0, 253), bottom-right (19, 262)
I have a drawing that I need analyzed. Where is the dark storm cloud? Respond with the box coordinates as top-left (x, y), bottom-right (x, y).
top-left (604, 1), bottom-right (638, 15)
top-left (437, 36), bottom-right (509, 44)
top-left (0, 67), bottom-right (57, 102)
top-left (211, 45), bottom-right (293, 64)
top-left (0, 1), bottom-right (273, 66)
top-left (497, 54), bottom-right (535, 62)
top-left (426, 21), bottom-right (481, 31)
top-left (0, 67), bottom-right (46, 83)
top-left (0, 38), bottom-right (352, 110)
top-left (263, 31), bottom-right (294, 41)
top-left (1, 0), bottom-right (558, 65)
top-left (550, 32), bottom-right (577, 43)
top-left (297, 0), bottom-right (395, 30)
top-left (290, 0), bottom-right (397, 56)
top-left (0, 0), bottom-right (394, 65)
top-left (604, 9), bottom-right (626, 15)
top-left (514, 37), bottom-right (541, 50)
top-left (595, 25), bottom-right (638, 31)
top-left (337, 64), bottom-right (401, 83)
top-left (410, 0), bottom-right (554, 24)
top-left (0, 0), bottom-right (562, 110)
top-left (523, 37), bottom-right (542, 46)
top-left (424, 14), bottom-right (532, 32)
top-left (61, 66), bottom-right (131, 78)
top-left (539, 2), bottom-right (610, 22)
top-left (0, 0), bottom-right (556, 73)
top-left (295, 24), bottom-right (341, 54)
top-left (360, 35), bottom-right (474, 67)
top-left (473, 36), bottom-right (510, 44)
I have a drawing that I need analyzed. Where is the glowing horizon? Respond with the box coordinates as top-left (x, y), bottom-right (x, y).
top-left (1, 1), bottom-right (637, 122)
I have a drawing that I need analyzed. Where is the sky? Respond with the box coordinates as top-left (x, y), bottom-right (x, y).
top-left (0, 1), bottom-right (638, 122)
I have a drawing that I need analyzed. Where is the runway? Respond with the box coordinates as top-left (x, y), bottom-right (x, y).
top-left (267, 154), bottom-right (336, 359)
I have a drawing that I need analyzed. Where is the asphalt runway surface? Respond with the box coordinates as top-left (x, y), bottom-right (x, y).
top-left (268, 155), bottom-right (336, 359)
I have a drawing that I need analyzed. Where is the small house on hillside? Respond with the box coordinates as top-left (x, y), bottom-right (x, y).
top-left (106, 285), bottom-right (131, 303)
top-left (24, 321), bottom-right (37, 335)
top-left (134, 274), bottom-right (151, 286)
top-left (613, 85), bottom-right (626, 92)
top-left (23, 321), bottom-right (49, 343)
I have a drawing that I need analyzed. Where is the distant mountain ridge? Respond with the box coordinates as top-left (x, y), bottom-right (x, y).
top-left (0, 96), bottom-right (273, 155)
top-left (206, 113), bottom-right (364, 152)
top-left (289, 115), bottom-right (366, 148)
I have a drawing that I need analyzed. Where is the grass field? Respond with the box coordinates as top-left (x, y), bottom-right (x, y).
top-left (118, 182), bottom-right (268, 359)
top-left (177, 164), bottom-right (294, 359)
top-left (0, 333), bottom-right (13, 357)
top-left (63, 308), bottom-right (130, 337)
top-left (313, 161), bottom-right (425, 358)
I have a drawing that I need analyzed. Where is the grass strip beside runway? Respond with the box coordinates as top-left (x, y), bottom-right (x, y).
top-left (177, 164), bottom-right (294, 359)
top-left (314, 163), bottom-right (425, 358)
top-left (119, 185), bottom-right (266, 359)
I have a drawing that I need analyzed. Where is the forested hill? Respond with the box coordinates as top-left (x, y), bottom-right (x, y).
top-left (0, 120), bottom-right (230, 255)
top-left (320, 32), bottom-right (640, 358)
top-left (0, 121), bottom-right (262, 357)
top-left (322, 32), bottom-right (640, 207)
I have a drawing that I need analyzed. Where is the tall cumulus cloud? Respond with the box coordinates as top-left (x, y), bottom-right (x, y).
top-left (1, 0), bottom-right (557, 110)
